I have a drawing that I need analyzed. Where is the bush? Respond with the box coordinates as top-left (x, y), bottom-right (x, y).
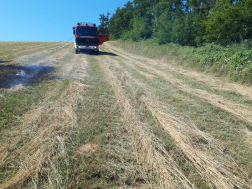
top-left (112, 40), bottom-right (252, 84)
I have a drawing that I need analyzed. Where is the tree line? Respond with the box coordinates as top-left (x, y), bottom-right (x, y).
top-left (100, 0), bottom-right (252, 46)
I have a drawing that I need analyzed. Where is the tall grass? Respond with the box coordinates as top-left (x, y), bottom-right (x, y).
top-left (112, 39), bottom-right (252, 84)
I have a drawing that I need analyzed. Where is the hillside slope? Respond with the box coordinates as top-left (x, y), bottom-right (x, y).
top-left (0, 41), bottom-right (252, 188)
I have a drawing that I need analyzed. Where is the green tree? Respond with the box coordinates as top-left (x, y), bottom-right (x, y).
top-left (129, 0), bottom-right (160, 41)
top-left (204, 0), bottom-right (252, 44)
top-left (99, 12), bottom-right (110, 28)
top-left (107, 0), bottom-right (252, 46)
top-left (109, 1), bottom-right (134, 40)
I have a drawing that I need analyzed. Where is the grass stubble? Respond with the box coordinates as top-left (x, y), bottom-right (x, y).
top-left (1, 41), bottom-right (252, 188)
top-left (100, 43), bottom-right (252, 188)
top-left (0, 43), bottom-right (86, 188)
top-left (1, 43), bottom-right (160, 188)
top-left (0, 80), bottom-right (85, 188)
top-left (97, 53), bottom-right (199, 188)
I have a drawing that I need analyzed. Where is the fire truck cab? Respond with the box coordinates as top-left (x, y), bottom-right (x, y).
top-left (73, 22), bottom-right (109, 54)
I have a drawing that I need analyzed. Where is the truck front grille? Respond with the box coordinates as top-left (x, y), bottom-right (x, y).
top-left (75, 38), bottom-right (99, 44)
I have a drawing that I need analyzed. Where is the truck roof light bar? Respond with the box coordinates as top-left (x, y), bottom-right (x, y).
top-left (77, 22), bottom-right (96, 26)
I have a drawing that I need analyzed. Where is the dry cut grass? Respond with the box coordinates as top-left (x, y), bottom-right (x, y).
top-left (108, 42), bottom-right (252, 125)
top-left (97, 55), bottom-right (197, 188)
top-left (144, 97), bottom-right (249, 188)
top-left (100, 43), bottom-right (252, 188)
top-left (1, 41), bottom-right (252, 188)
top-left (0, 80), bottom-right (86, 188)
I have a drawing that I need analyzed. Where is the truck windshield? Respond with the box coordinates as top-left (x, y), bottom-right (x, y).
top-left (76, 27), bottom-right (97, 36)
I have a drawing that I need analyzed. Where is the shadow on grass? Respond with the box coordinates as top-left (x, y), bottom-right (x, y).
top-left (79, 50), bottom-right (118, 56)
top-left (0, 64), bottom-right (56, 89)
top-left (0, 60), bottom-right (11, 64)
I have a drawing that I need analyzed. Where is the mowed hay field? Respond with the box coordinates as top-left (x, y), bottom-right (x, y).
top-left (0, 41), bottom-right (252, 189)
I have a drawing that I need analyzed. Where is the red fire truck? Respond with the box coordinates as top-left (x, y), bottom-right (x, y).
top-left (73, 22), bottom-right (109, 54)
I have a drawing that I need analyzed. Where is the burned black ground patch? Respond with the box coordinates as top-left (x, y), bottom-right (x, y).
top-left (0, 60), bottom-right (11, 64)
top-left (0, 64), bottom-right (55, 88)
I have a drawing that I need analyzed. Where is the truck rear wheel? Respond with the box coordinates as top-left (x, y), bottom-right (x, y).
top-left (75, 50), bottom-right (79, 54)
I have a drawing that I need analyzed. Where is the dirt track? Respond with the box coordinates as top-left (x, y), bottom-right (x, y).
top-left (0, 41), bottom-right (252, 188)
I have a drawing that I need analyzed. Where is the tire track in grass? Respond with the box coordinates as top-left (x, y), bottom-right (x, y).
top-left (144, 97), bottom-right (248, 188)
top-left (95, 53), bottom-right (196, 188)
top-left (0, 42), bottom-right (64, 61)
top-left (0, 42), bottom-right (46, 56)
top-left (14, 43), bottom-right (72, 67)
top-left (108, 43), bottom-right (252, 152)
top-left (105, 43), bottom-right (252, 128)
top-left (0, 47), bottom-right (88, 188)
top-left (106, 42), bottom-right (252, 102)
top-left (100, 44), bottom-right (251, 188)
top-left (106, 43), bottom-right (252, 155)
top-left (0, 81), bottom-right (86, 189)
top-left (0, 44), bottom-right (73, 91)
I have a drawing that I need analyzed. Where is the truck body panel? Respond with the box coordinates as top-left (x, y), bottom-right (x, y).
top-left (73, 22), bottom-right (109, 54)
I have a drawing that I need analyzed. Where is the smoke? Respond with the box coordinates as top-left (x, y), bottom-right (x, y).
top-left (12, 65), bottom-right (54, 88)
top-left (0, 52), bottom-right (57, 88)
top-left (0, 64), bottom-right (55, 89)
top-left (16, 70), bottom-right (26, 77)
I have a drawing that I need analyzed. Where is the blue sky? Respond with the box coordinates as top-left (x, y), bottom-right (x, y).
top-left (0, 0), bottom-right (131, 41)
